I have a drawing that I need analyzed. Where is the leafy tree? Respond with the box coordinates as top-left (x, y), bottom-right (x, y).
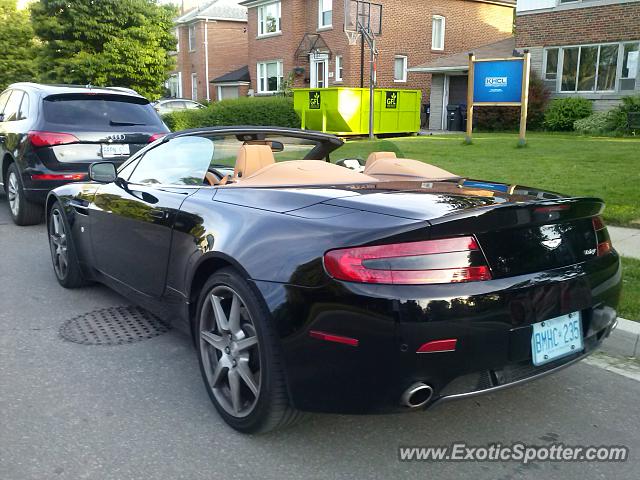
top-left (30, 0), bottom-right (177, 99)
top-left (0, 0), bottom-right (37, 90)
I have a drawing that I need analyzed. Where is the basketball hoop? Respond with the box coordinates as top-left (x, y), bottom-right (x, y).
top-left (346, 31), bottom-right (359, 46)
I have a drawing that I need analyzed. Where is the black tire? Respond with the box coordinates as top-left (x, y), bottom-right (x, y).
top-left (5, 163), bottom-right (43, 226)
top-left (196, 268), bottom-right (305, 433)
top-left (47, 201), bottom-right (87, 288)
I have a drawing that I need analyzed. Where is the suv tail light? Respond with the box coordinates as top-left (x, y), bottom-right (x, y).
top-left (148, 133), bottom-right (167, 143)
top-left (323, 236), bottom-right (492, 285)
top-left (592, 216), bottom-right (612, 256)
top-left (28, 131), bottom-right (79, 147)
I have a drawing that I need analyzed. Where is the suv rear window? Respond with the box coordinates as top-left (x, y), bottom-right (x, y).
top-left (43, 94), bottom-right (163, 128)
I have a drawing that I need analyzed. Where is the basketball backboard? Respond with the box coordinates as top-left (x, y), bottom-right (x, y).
top-left (344, 0), bottom-right (382, 43)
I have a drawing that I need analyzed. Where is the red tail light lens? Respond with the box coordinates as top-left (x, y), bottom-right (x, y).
top-left (148, 133), bottom-right (167, 143)
top-left (323, 236), bottom-right (492, 285)
top-left (592, 216), bottom-right (612, 256)
top-left (28, 131), bottom-right (79, 147)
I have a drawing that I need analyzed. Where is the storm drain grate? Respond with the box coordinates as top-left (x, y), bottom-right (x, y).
top-left (60, 306), bottom-right (171, 345)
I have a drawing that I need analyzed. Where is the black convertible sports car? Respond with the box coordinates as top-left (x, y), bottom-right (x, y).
top-left (46, 127), bottom-right (621, 433)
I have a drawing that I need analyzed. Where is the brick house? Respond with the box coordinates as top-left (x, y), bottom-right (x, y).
top-left (516, 0), bottom-right (640, 111)
top-left (170, 0), bottom-right (249, 102)
top-left (239, 0), bottom-right (515, 99)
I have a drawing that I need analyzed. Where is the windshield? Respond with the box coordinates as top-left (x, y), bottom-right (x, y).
top-left (43, 94), bottom-right (163, 128)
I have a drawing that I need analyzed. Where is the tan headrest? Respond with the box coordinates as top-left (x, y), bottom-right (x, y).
top-left (365, 151), bottom-right (397, 169)
top-left (235, 144), bottom-right (275, 179)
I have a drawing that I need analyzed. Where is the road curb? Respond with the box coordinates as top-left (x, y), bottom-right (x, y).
top-left (601, 317), bottom-right (640, 358)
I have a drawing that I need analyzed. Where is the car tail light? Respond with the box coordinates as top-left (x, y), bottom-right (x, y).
top-left (323, 236), bottom-right (492, 285)
top-left (148, 133), bottom-right (167, 143)
top-left (31, 173), bottom-right (87, 181)
top-left (28, 131), bottom-right (79, 147)
top-left (592, 216), bottom-right (612, 256)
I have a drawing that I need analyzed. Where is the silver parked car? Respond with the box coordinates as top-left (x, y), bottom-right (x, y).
top-left (152, 98), bottom-right (204, 115)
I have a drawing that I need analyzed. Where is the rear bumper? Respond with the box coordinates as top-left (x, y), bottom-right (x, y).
top-left (254, 253), bottom-right (622, 414)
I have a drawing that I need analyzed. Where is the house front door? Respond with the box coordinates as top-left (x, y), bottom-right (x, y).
top-left (310, 54), bottom-right (329, 88)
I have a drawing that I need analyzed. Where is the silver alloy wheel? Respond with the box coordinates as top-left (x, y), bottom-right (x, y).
top-left (200, 286), bottom-right (261, 418)
top-left (7, 171), bottom-right (20, 217)
top-left (49, 209), bottom-right (68, 280)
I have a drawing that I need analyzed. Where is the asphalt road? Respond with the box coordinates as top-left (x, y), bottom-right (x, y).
top-left (1, 192), bottom-right (639, 480)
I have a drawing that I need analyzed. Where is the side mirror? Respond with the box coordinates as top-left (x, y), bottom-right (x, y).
top-left (89, 162), bottom-right (117, 183)
top-left (0, 113), bottom-right (4, 122)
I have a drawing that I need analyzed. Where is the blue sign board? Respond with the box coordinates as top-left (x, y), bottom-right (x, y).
top-left (473, 59), bottom-right (524, 104)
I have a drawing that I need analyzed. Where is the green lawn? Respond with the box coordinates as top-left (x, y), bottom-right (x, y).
top-left (620, 257), bottom-right (640, 321)
top-left (333, 133), bottom-right (640, 228)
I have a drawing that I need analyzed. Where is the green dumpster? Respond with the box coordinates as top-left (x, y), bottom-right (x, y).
top-left (293, 87), bottom-right (422, 136)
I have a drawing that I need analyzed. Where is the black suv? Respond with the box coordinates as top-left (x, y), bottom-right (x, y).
top-left (0, 83), bottom-right (169, 225)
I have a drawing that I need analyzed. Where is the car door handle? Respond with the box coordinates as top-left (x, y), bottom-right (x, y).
top-left (148, 209), bottom-right (165, 219)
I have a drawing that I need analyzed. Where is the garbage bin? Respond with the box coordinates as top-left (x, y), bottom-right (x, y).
top-left (422, 103), bottom-right (430, 129)
top-left (446, 104), bottom-right (462, 131)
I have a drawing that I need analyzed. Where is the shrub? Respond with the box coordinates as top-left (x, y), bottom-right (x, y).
top-left (162, 96), bottom-right (300, 131)
top-left (473, 74), bottom-right (550, 131)
top-left (606, 95), bottom-right (640, 134)
top-left (543, 97), bottom-right (592, 131)
top-left (573, 111), bottom-right (613, 135)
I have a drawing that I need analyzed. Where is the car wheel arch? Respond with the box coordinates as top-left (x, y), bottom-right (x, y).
top-left (187, 253), bottom-right (253, 342)
top-left (1, 154), bottom-right (14, 187)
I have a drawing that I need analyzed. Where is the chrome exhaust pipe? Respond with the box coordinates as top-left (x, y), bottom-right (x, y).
top-left (400, 382), bottom-right (434, 409)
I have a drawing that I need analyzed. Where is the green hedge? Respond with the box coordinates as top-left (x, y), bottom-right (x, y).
top-left (162, 96), bottom-right (300, 131)
top-left (573, 111), bottom-right (612, 135)
top-left (543, 97), bottom-right (593, 131)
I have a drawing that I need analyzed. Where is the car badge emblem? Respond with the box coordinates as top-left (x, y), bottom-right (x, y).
top-left (107, 134), bottom-right (126, 142)
top-left (540, 225), bottom-right (562, 250)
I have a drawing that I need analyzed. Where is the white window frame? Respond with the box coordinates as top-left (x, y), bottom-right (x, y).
top-left (258, 1), bottom-right (281, 37)
top-left (620, 42), bottom-right (639, 80)
top-left (544, 41), bottom-right (640, 94)
top-left (335, 55), bottom-right (343, 82)
top-left (431, 15), bottom-right (445, 51)
top-left (394, 55), bottom-right (408, 83)
top-left (257, 60), bottom-right (284, 94)
top-left (543, 47), bottom-right (560, 81)
top-left (191, 73), bottom-right (198, 100)
top-left (175, 28), bottom-right (180, 53)
top-left (318, 0), bottom-right (332, 29)
top-left (188, 24), bottom-right (196, 52)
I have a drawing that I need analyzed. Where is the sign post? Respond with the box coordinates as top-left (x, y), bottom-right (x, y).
top-left (464, 50), bottom-right (531, 146)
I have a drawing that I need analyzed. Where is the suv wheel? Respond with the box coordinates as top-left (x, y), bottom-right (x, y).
top-left (5, 163), bottom-right (43, 225)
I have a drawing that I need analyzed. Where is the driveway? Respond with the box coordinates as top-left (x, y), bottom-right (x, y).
top-left (0, 193), bottom-right (639, 480)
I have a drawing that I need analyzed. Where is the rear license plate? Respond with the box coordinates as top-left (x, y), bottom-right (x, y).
top-left (102, 144), bottom-right (130, 158)
top-left (531, 312), bottom-right (583, 366)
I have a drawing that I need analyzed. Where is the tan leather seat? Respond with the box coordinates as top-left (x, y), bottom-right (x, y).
top-left (234, 144), bottom-right (276, 179)
top-left (204, 171), bottom-right (219, 186)
top-left (365, 151), bottom-right (397, 170)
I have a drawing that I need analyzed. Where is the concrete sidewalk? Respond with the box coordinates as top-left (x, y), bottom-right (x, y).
top-left (609, 226), bottom-right (640, 259)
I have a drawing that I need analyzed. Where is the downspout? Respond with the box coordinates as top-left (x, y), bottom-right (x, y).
top-left (204, 19), bottom-right (210, 102)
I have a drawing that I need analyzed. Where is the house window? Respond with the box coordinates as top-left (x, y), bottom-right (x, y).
top-left (258, 2), bottom-right (281, 36)
top-left (257, 60), bottom-right (283, 94)
top-left (431, 16), bottom-right (445, 51)
top-left (175, 29), bottom-right (180, 53)
top-left (335, 55), bottom-right (343, 82)
top-left (544, 48), bottom-right (559, 80)
top-left (318, 0), bottom-right (332, 28)
top-left (394, 56), bottom-right (407, 82)
top-left (558, 44), bottom-right (619, 92)
top-left (621, 42), bottom-right (639, 90)
top-left (191, 73), bottom-right (197, 100)
top-left (188, 24), bottom-right (196, 51)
